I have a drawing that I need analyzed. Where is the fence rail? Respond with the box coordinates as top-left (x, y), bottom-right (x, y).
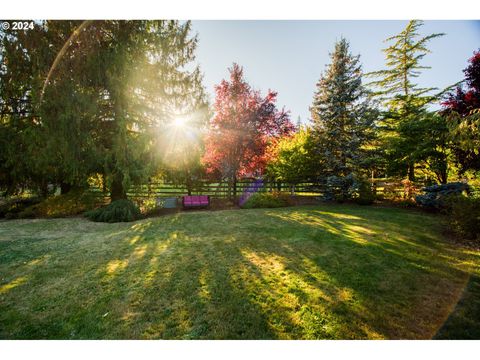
top-left (88, 178), bottom-right (426, 200)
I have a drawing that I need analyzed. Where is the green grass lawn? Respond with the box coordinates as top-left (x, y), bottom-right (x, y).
top-left (0, 204), bottom-right (479, 339)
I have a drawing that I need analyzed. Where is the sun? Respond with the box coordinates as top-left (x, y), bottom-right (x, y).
top-left (173, 116), bottom-right (187, 128)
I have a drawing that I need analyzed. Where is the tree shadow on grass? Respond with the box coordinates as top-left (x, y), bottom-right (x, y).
top-left (105, 206), bottom-right (473, 339)
top-left (254, 207), bottom-right (474, 339)
top-left (1, 215), bottom-right (278, 339)
top-left (0, 206), bottom-right (478, 339)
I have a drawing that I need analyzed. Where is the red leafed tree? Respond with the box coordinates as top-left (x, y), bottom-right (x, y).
top-left (202, 63), bottom-right (294, 200)
top-left (441, 50), bottom-right (480, 172)
top-left (442, 50), bottom-right (480, 115)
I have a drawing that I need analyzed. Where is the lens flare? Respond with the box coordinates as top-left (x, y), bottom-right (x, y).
top-left (40, 20), bottom-right (93, 103)
top-left (173, 117), bottom-right (187, 128)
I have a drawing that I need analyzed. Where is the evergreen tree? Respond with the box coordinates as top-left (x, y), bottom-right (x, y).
top-left (1, 20), bottom-right (207, 200)
top-left (367, 20), bottom-right (447, 181)
top-left (76, 21), bottom-right (207, 201)
top-left (0, 21), bottom-right (79, 195)
top-left (310, 37), bottom-right (376, 180)
top-left (35, 21), bottom-right (102, 194)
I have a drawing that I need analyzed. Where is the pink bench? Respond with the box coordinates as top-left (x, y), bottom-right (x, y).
top-left (182, 195), bottom-right (210, 209)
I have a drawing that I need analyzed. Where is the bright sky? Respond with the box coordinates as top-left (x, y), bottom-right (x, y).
top-left (191, 20), bottom-right (480, 124)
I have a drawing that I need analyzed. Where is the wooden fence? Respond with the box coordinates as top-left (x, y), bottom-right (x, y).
top-left (89, 181), bottom-right (321, 199)
top-left (88, 178), bottom-right (426, 200)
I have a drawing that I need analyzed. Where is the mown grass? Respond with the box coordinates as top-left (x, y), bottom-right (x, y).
top-left (0, 204), bottom-right (479, 339)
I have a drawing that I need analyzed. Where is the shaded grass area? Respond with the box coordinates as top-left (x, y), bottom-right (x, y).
top-left (435, 274), bottom-right (480, 339)
top-left (0, 204), bottom-right (478, 339)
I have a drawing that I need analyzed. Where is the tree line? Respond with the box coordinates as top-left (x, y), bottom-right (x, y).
top-left (1, 20), bottom-right (479, 203)
top-left (268, 21), bottom-right (479, 198)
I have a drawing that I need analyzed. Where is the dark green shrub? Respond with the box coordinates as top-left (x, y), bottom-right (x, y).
top-left (415, 182), bottom-right (470, 210)
top-left (447, 196), bottom-right (480, 240)
top-left (354, 180), bottom-right (375, 205)
top-left (241, 192), bottom-right (289, 209)
top-left (323, 175), bottom-right (375, 205)
top-left (0, 197), bottom-right (41, 219)
top-left (17, 207), bottom-right (36, 219)
top-left (23, 189), bottom-right (103, 218)
top-left (323, 175), bottom-right (356, 202)
top-left (4, 212), bottom-right (18, 220)
top-left (84, 199), bottom-right (142, 223)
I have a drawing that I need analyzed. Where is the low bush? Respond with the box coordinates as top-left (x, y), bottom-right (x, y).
top-left (446, 196), bottom-right (480, 240)
top-left (416, 182), bottom-right (470, 210)
top-left (17, 207), bottom-right (36, 219)
top-left (323, 175), bottom-right (375, 205)
top-left (323, 175), bottom-right (356, 202)
top-left (382, 183), bottom-right (399, 200)
top-left (241, 192), bottom-right (289, 209)
top-left (84, 199), bottom-right (142, 223)
top-left (392, 199), bottom-right (418, 208)
top-left (136, 197), bottom-right (158, 215)
top-left (401, 179), bottom-right (419, 200)
top-left (353, 179), bottom-right (375, 205)
top-left (18, 189), bottom-right (103, 218)
top-left (0, 197), bottom-right (42, 219)
top-left (380, 180), bottom-right (419, 201)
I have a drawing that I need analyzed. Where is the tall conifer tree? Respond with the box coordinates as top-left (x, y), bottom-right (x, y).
top-left (310, 37), bottom-right (375, 179)
top-left (1, 20), bottom-right (207, 200)
top-left (367, 20), bottom-right (446, 181)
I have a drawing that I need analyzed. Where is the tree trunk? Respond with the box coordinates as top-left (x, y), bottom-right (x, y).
top-left (110, 173), bottom-right (127, 202)
top-left (441, 171), bottom-right (448, 185)
top-left (439, 158), bottom-right (448, 184)
top-left (371, 170), bottom-right (377, 196)
top-left (408, 163), bottom-right (415, 182)
top-left (102, 173), bottom-right (108, 194)
top-left (437, 170), bottom-right (448, 185)
top-left (40, 181), bottom-right (49, 199)
top-left (60, 182), bottom-right (72, 195)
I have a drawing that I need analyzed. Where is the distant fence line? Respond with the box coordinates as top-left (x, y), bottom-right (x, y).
top-left (88, 178), bottom-right (429, 199)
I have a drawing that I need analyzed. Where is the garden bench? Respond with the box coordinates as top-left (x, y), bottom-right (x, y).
top-left (156, 197), bottom-right (178, 209)
top-left (182, 195), bottom-right (210, 209)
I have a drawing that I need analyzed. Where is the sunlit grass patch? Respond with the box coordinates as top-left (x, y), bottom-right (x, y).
top-left (0, 204), bottom-right (478, 339)
top-left (106, 259), bottom-right (129, 275)
top-left (0, 276), bottom-right (28, 294)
